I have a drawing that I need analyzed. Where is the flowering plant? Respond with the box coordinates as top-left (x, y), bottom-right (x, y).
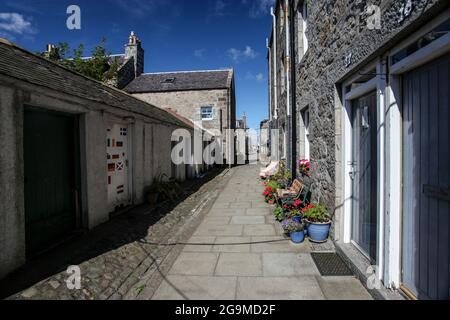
top-left (298, 159), bottom-right (311, 177)
top-left (282, 199), bottom-right (303, 211)
top-left (262, 180), bottom-right (279, 204)
top-left (302, 203), bottom-right (330, 223)
top-left (281, 218), bottom-right (305, 233)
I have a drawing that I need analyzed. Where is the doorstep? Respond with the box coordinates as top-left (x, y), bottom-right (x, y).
top-left (334, 241), bottom-right (405, 300)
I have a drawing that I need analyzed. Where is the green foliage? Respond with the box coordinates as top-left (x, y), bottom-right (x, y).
top-left (145, 173), bottom-right (182, 203)
top-left (267, 180), bottom-right (280, 190)
top-left (302, 204), bottom-right (330, 223)
top-left (274, 207), bottom-right (285, 221)
top-left (281, 219), bottom-right (305, 233)
top-left (43, 38), bottom-right (119, 84)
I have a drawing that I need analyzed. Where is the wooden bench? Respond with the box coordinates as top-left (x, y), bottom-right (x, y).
top-left (277, 179), bottom-right (304, 198)
top-left (277, 179), bottom-right (312, 205)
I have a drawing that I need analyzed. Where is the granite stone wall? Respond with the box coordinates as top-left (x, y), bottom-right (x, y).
top-left (131, 89), bottom-right (235, 163)
top-left (295, 0), bottom-right (446, 236)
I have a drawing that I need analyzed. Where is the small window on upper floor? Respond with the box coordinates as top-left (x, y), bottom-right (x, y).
top-left (201, 106), bottom-right (213, 120)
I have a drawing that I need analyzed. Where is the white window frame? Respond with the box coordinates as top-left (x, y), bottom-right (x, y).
top-left (341, 59), bottom-right (386, 284)
top-left (200, 106), bottom-right (213, 121)
top-left (301, 108), bottom-right (310, 160)
top-left (302, 1), bottom-right (308, 55)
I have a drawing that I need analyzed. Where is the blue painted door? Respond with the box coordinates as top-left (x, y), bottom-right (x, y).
top-left (402, 53), bottom-right (450, 300)
top-left (351, 91), bottom-right (378, 263)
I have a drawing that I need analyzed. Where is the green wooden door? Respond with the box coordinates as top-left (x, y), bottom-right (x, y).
top-left (24, 109), bottom-right (79, 257)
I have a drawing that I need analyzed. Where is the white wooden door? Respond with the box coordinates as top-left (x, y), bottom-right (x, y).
top-left (106, 123), bottom-right (130, 210)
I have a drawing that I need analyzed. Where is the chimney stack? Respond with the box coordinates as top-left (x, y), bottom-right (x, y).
top-left (44, 44), bottom-right (59, 60)
top-left (125, 31), bottom-right (144, 78)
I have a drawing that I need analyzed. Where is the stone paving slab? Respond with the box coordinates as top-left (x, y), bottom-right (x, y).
top-left (230, 216), bottom-right (265, 225)
top-left (316, 276), bottom-right (373, 300)
top-left (208, 208), bottom-right (246, 216)
top-left (215, 253), bottom-right (263, 277)
top-left (194, 224), bottom-right (244, 237)
top-left (246, 208), bottom-right (271, 215)
top-left (183, 236), bottom-right (216, 253)
top-left (152, 276), bottom-right (237, 300)
top-left (262, 253), bottom-right (320, 277)
top-left (168, 252), bottom-right (219, 276)
top-left (251, 236), bottom-right (311, 253)
top-left (243, 224), bottom-right (277, 236)
top-left (212, 237), bottom-right (251, 253)
top-left (150, 165), bottom-right (372, 300)
top-left (236, 276), bottom-right (325, 300)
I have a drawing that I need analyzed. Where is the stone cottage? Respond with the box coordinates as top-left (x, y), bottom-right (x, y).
top-left (61, 31), bottom-right (237, 165)
top-left (267, 0), bottom-right (450, 300)
top-left (124, 69), bottom-right (237, 166)
top-left (0, 38), bottom-right (203, 279)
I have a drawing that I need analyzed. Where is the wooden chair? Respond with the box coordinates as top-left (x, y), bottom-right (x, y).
top-left (277, 179), bottom-right (312, 206)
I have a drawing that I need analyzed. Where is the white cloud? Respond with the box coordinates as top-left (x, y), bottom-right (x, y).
top-left (207, 0), bottom-right (231, 21)
top-left (246, 71), bottom-right (265, 82)
top-left (214, 0), bottom-right (226, 16)
top-left (0, 13), bottom-right (33, 34)
top-left (227, 46), bottom-right (258, 62)
top-left (114, 0), bottom-right (181, 21)
top-left (246, 0), bottom-right (275, 18)
top-left (0, 13), bottom-right (36, 39)
top-left (194, 48), bottom-right (206, 58)
top-left (243, 46), bottom-right (257, 59)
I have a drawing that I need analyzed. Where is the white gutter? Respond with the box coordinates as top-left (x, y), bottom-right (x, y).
top-left (285, 0), bottom-right (291, 117)
top-left (270, 7), bottom-right (278, 120)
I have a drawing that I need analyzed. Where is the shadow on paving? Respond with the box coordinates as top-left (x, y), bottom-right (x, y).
top-left (0, 167), bottom-right (227, 299)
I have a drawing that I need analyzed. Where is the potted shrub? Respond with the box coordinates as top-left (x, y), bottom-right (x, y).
top-left (145, 174), bottom-right (181, 205)
top-left (298, 159), bottom-right (311, 177)
top-left (282, 218), bottom-right (306, 244)
top-left (262, 180), bottom-right (279, 205)
top-left (302, 204), bottom-right (331, 243)
top-left (274, 207), bottom-right (285, 221)
top-left (282, 199), bottom-right (303, 223)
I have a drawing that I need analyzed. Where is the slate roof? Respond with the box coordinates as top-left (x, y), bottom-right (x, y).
top-left (124, 70), bottom-right (233, 93)
top-left (0, 39), bottom-right (190, 129)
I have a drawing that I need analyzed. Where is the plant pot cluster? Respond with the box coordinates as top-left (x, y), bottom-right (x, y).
top-left (261, 160), bottom-right (331, 244)
top-left (144, 173), bottom-right (182, 205)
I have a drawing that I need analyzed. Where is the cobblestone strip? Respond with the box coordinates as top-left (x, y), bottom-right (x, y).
top-left (8, 168), bottom-right (235, 300)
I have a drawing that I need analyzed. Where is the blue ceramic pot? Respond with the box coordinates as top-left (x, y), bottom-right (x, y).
top-left (290, 231), bottom-right (305, 244)
top-left (292, 216), bottom-right (302, 224)
top-left (307, 221), bottom-right (331, 243)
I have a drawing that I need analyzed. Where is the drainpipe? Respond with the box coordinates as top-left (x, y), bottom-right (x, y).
top-left (288, 0), bottom-right (297, 180)
top-left (270, 7), bottom-right (278, 125)
top-left (271, 6), bottom-right (279, 162)
top-left (266, 38), bottom-right (272, 124)
top-left (285, 0), bottom-right (292, 173)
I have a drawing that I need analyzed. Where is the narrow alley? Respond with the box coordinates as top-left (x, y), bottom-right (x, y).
top-left (149, 165), bottom-right (371, 300)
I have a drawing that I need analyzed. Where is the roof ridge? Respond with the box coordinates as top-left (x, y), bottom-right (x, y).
top-left (0, 38), bottom-right (191, 129)
top-left (141, 69), bottom-right (232, 75)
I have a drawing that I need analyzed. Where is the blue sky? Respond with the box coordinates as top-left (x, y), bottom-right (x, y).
top-left (0, 0), bottom-right (274, 129)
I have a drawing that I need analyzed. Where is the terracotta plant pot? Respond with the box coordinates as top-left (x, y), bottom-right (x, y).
top-left (147, 192), bottom-right (159, 205)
